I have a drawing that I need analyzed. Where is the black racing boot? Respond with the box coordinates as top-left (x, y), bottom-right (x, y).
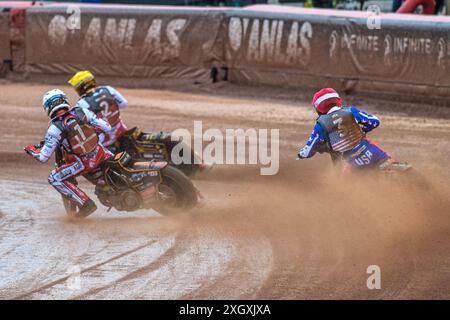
top-left (78, 199), bottom-right (97, 218)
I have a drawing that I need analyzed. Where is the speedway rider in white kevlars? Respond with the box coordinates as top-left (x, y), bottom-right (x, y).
top-left (24, 89), bottom-right (112, 217)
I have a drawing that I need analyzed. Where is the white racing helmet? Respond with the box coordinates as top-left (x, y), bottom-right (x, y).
top-left (42, 89), bottom-right (71, 118)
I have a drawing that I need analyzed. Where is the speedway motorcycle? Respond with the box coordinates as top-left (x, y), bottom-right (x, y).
top-left (26, 145), bottom-right (199, 219)
top-left (112, 127), bottom-right (210, 178)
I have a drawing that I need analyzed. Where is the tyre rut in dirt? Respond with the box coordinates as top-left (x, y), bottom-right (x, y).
top-left (157, 165), bottom-right (198, 215)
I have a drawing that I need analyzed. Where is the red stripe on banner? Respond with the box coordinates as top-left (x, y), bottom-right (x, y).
top-left (245, 5), bottom-right (450, 23)
top-left (44, 3), bottom-right (225, 11)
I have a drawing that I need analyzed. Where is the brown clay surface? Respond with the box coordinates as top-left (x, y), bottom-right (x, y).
top-left (0, 81), bottom-right (449, 299)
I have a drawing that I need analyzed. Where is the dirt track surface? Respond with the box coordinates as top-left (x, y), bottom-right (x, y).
top-left (0, 82), bottom-right (449, 299)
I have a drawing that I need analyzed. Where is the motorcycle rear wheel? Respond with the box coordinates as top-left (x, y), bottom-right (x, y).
top-left (156, 165), bottom-right (198, 215)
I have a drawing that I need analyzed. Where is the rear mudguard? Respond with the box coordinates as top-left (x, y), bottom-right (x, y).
top-left (116, 127), bottom-right (206, 177)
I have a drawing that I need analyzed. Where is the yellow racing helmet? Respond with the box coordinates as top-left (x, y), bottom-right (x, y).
top-left (68, 70), bottom-right (96, 96)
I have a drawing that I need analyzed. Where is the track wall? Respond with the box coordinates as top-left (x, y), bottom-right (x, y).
top-left (2, 3), bottom-right (450, 97)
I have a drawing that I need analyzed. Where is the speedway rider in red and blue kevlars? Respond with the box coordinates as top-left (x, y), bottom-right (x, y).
top-left (24, 89), bottom-right (112, 217)
top-left (298, 88), bottom-right (390, 170)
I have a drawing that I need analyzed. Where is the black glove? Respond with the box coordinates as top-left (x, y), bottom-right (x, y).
top-left (315, 142), bottom-right (330, 154)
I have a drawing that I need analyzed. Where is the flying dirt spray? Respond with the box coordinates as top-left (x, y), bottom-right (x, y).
top-left (171, 121), bottom-right (279, 175)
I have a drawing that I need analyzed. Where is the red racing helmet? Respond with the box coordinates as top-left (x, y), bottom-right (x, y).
top-left (311, 88), bottom-right (342, 115)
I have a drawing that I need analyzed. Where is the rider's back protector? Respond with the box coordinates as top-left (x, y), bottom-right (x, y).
top-left (54, 108), bottom-right (99, 156)
top-left (317, 107), bottom-right (365, 153)
top-left (84, 86), bottom-right (120, 126)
